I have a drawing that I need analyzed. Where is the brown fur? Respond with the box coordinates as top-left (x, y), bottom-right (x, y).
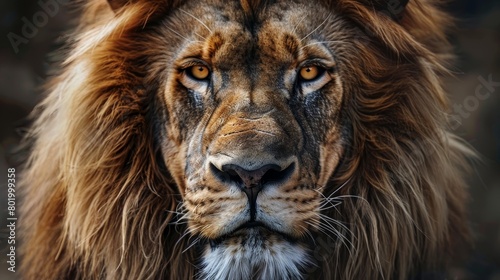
top-left (21, 0), bottom-right (472, 279)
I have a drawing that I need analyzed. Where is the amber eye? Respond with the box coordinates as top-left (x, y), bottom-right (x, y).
top-left (189, 65), bottom-right (210, 80)
top-left (299, 66), bottom-right (321, 81)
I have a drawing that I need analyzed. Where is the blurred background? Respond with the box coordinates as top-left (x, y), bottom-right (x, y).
top-left (0, 1), bottom-right (499, 279)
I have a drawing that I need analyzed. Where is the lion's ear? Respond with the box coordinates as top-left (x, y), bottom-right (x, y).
top-left (360, 0), bottom-right (410, 20)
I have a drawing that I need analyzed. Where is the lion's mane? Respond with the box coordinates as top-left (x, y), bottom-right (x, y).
top-left (20, 0), bottom-right (472, 279)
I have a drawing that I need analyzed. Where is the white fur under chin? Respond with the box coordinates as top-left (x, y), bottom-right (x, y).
top-left (200, 230), bottom-right (310, 280)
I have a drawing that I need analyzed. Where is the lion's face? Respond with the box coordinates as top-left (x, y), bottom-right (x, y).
top-left (21, 0), bottom-right (471, 279)
top-left (159, 0), bottom-right (344, 277)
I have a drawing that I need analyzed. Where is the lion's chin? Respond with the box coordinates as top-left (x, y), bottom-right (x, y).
top-left (201, 227), bottom-right (311, 280)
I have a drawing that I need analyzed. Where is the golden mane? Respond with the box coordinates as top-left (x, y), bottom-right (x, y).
top-left (20, 0), bottom-right (472, 279)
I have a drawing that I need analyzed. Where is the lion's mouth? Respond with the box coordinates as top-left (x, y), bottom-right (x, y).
top-left (209, 221), bottom-right (297, 248)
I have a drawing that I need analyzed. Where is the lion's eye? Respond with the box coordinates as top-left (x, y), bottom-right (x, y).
top-left (299, 66), bottom-right (323, 81)
top-left (297, 64), bottom-right (332, 94)
top-left (188, 65), bottom-right (210, 80)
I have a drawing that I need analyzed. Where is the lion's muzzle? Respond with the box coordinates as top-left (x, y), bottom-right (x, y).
top-left (209, 160), bottom-right (296, 219)
top-left (205, 106), bottom-right (300, 216)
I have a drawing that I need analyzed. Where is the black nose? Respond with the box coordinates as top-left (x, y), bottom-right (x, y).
top-left (213, 163), bottom-right (295, 189)
top-left (210, 162), bottom-right (295, 219)
top-left (224, 164), bottom-right (281, 188)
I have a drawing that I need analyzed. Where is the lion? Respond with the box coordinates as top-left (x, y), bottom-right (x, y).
top-left (20, 0), bottom-right (472, 279)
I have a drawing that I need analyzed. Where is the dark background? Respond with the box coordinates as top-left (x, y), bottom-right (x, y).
top-left (0, 1), bottom-right (499, 279)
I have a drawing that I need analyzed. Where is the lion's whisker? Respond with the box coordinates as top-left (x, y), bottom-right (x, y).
top-left (300, 40), bottom-right (346, 50)
top-left (319, 201), bottom-right (342, 210)
top-left (162, 23), bottom-right (202, 43)
top-left (301, 13), bottom-right (332, 42)
top-left (316, 178), bottom-right (352, 211)
top-left (318, 213), bottom-right (353, 237)
top-left (315, 178), bottom-right (351, 200)
top-left (311, 220), bottom-right (354, 254)
top-left (298, 224), bottom-right (317, 246)
top-left (179, 8), bottom-right (212, 35)
top-left (306, 220), bottom-right (353, 255)
top-left (328, 195), bottom-right (368, 204)
top-left (182, 237), bottom-right (201, 254)
top-left (291, 16), bottom-right (306, 34)
top-left (174, 227), bottom-right (197, 249)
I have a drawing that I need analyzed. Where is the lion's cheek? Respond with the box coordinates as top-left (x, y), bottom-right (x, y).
top-left (317, 141), bottom-right (344, 188)
top-left (184, 193), bottom-right (248, 238)
top-left (161, 139), bottom-right (189, 193)
top-left (257, 191), bottom-right (321, 237)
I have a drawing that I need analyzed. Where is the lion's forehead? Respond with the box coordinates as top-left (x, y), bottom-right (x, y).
top-left (171, 0), bottom-right (336, 66)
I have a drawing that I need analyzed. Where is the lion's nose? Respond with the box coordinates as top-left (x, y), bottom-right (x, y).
top-left (225, 163), bottom-right (282, 187)
top-left (209, 154), bottom-right (296, 188)
top-left (210, 161), bottom-right (295, 189)
top-left (209, 160), bottom-right (295, 218)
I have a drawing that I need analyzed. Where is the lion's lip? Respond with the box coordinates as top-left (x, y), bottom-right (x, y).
top-left (209, 221), bottom-right (296, 248)
top-left (234, 221), bottom-right (265, 231)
